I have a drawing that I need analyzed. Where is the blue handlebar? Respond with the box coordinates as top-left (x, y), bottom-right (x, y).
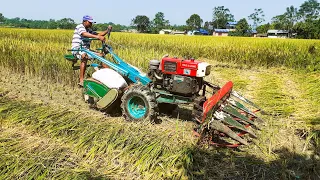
top-left (79, 46), bottom-right (151, 85)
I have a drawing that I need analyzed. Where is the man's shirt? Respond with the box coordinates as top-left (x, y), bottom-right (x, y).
top-left (71, 24), bottom-right (97, 50)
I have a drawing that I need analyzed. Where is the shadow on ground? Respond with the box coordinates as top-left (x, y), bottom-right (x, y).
top-left (185, 146), bottom-right (320, 180)
top-left (308, 117), bottom-right (320, 126)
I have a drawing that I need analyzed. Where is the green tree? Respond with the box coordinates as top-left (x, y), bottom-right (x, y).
top-left (229, 18), bottom-right (251, 37)
top-left (0, 13), bottom-right (5, 23)
top-left (152, 12), bottom-right (169, 33)
top-left (203, 21), bottom-right (210, 29)
top-left (48, 19), bottom-right (58, 29)
top-left (270, 6), bottom-right (298, 32)
top-left (256, 23), bottom-right (271, 33)
top-left (248, 8), bottom-right (265, 29)
top-left (293, 19), bottom-right (320, 39)
top-left (57, 18), bottom-right (75, 29)
top-left (171, 24), bottom-right (189, 31)
top-left (94, 22), bottom-right (127, 32)
top-left (230, 18), bottom-right (250, 36)
top-left (8, 17), bottom-right (21, 27)
top-left (271, 14), bottom-right (288, 30)
top-left (212, 6), bottom-right (235, 29)
top-left (186, 14), bottom-right (203, 29)
top-left (20, 18), bottom-right (31, 28)
top-left (132, 15), bottom-right (150, 33)
top-left (236, 18), bottom-right (250, 33)
top-left (293, 21), bottom-right (309, 38)
top-left (298, 0), bottom-right (320, 21)
top-left (284, 5), bottom-right (299, 35)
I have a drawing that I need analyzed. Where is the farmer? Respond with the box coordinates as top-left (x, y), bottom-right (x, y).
top-left (71, 15), bottom-right (112, 87)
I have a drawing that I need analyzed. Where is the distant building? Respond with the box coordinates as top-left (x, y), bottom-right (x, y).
top-left (159, 29), bottom-right (172, 34)
top-left (256, 33), bottom-right (268, 38)
top-left (213, 29), bottom-right (230, 36)
top-left (121, 29), bottom-right (139, 33)
top-left (187, 29), bottom-right (209, 35)
top-left (226, 22), bottom-right (237, 30)
top-left (212, 21), bottom-right (237, 36)
top-left (199, 29), bottom-right (209, 35)
top-left (171, 30), bottom-right (185, 35)
top-left (267, 30), bottom-right (289, 38)
top-left (250, 30), bottom-right (258, 37)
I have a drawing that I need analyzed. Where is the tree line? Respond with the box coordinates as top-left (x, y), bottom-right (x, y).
top-left (131, 0), bottom-right (320, 38)
top-left (0, 15), bottom-right (128, 32)
top-left (0, 0), bottom-right (319, 38)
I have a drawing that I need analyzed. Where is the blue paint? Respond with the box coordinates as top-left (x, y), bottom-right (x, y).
top-left (127, 96), bottom-right (147, 119)
top-left (73, 43), bottom-right (151, 85)
top-left (90, 63), bottom-right (99, 67)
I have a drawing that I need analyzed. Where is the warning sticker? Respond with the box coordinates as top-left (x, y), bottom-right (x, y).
top-left (183, 69), bottom-right (191, 75)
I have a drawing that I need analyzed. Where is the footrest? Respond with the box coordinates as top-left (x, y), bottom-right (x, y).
top-left (64, 54), bottom-right (77, 61)
top-left (97, 89), bottom-right (119, 109)
top-left (72, 64), bottom-right (102, 70)
top-left (72, 64), bottom-right (92, 70)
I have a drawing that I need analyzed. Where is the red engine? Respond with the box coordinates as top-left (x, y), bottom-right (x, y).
top-left (161, 57), bottom-right (211, 77)
top-left (148, 56), bottom-right (212, 96)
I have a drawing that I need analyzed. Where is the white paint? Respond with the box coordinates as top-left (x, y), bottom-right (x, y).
top-left (196, 62), bottom-right (211, 77)
top-left (92, 68), bottom-right (128, 89)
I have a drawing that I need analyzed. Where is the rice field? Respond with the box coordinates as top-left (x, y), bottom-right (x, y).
top-left (0, 28), bottom-right (319, 179)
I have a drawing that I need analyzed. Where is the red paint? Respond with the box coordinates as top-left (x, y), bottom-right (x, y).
top-left (201, 81), bottom-right (234, 123)
top-left (161, 57), bottom-right (201, 77)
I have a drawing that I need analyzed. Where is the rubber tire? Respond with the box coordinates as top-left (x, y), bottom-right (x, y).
top-left (121, 84), bottom-right (157, 122)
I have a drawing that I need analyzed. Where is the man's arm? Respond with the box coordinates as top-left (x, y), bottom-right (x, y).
top-left (98, 25), bottom-right (112, 36)
top-left (81, 32), bottom-right (105, 41)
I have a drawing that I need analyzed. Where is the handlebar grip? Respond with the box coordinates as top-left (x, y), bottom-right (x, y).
top-left (82, 38), bottom-right (99, 41)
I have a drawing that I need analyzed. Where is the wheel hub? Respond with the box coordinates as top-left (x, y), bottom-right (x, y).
top-left (127, 96), bottom-right (147, 119)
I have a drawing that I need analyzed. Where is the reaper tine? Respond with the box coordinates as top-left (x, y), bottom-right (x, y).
top-left (231, 91), bottom-right (261, 110)
top-left (222, 105), bottom-right (260, 129)
top-left (215, 111), bottom-right (257, 138)
top-left (210, 120), bottom-right (248, 145)
top-left (227, 99), bottom-right (264, 124)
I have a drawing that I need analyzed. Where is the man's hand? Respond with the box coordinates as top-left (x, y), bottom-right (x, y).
top-left (108, 25), bottom-right (112, 31)
top-left (97, 26), bottom-right (112, 37)
top-left (97, 35), bottom-right (105, 41)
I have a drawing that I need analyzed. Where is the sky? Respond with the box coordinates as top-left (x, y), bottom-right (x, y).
top-left (0, 0), bottom-right (306, 25)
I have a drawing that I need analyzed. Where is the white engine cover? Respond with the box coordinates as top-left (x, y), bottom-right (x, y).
top-left (196, 62), bottom-right (211, 77)
top-left (92, 68), bottom-right (128, 89)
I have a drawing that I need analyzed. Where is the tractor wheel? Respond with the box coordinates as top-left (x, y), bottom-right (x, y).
top-left (121, 84), bottom-right (157, 122)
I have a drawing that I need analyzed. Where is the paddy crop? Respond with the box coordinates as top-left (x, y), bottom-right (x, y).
top-left (0, 28), bottom-right (319, 179)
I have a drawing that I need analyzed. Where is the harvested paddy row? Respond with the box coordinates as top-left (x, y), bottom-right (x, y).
top-left (0, 94), bottom-right (195, 179)
top-left (1, 62), bottom-right (319, 179)
top-left (0, 122), bottom-right (119, 179)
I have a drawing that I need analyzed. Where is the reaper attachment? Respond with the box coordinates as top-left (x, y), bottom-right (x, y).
top-left (193, 81), bottom-right (264, 147)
